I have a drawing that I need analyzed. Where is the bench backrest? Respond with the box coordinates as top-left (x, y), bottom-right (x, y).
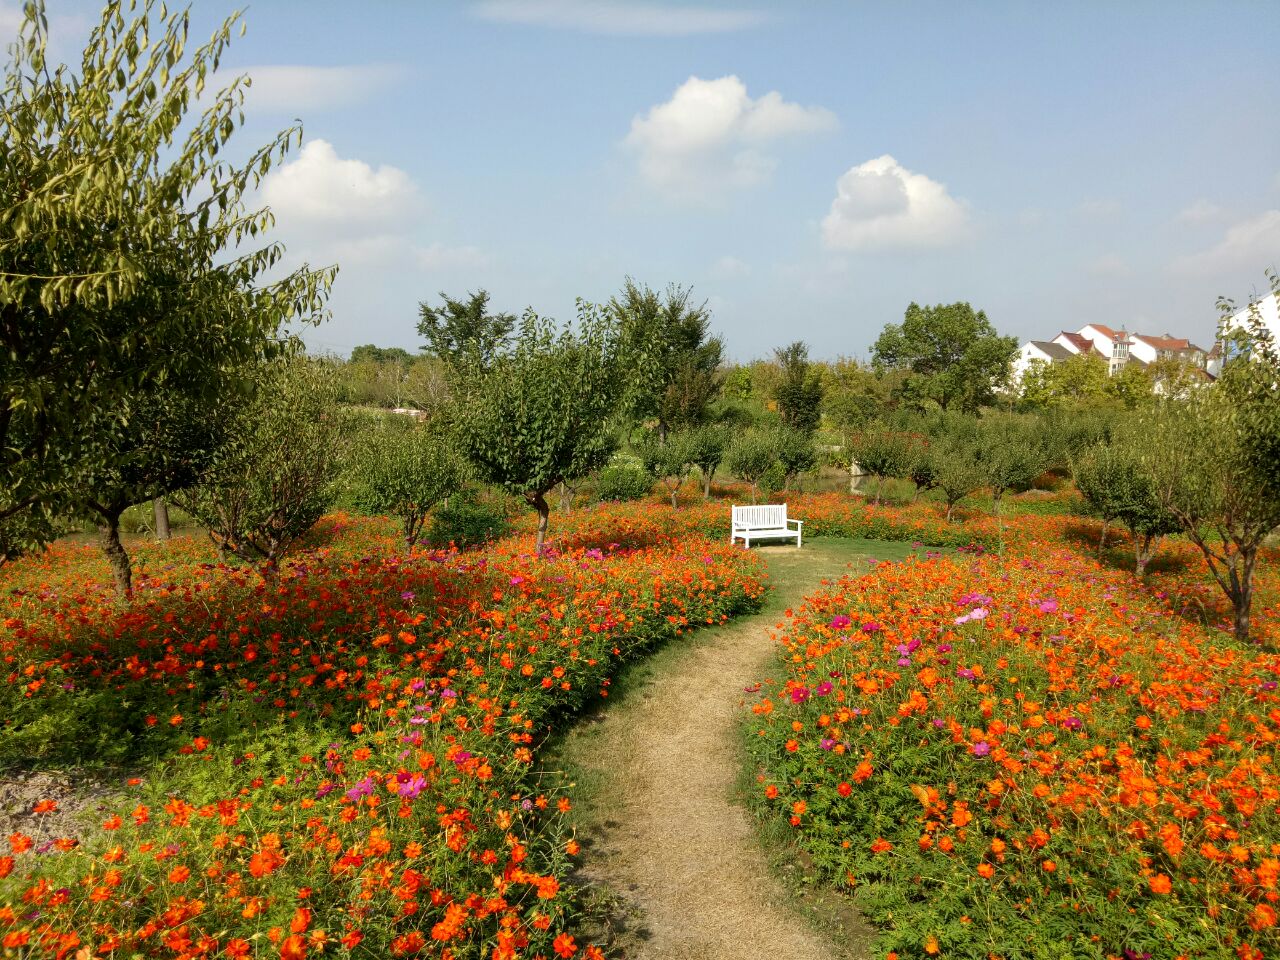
top-left (732, 504), bottom-right (788, 528)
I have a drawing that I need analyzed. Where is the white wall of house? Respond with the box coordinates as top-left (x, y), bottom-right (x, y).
top-left (1128, 338), bottom-right (1158, 364)
top-left (1051, 333), bottom-right (1083, 355)
top-left (1078, 324), bottom-right (1118, 356)
top-left (1210, 293), bottom-right (1280, 377)
top-left (1012, 342), bottom-right (1054, 384)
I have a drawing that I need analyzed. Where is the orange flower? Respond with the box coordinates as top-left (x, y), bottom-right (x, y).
top-left (1149, 874), bottom-right (1172, 895)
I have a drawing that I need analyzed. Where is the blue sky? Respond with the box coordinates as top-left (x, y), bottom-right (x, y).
top-left (7, 1), bottom-right (1280, 359)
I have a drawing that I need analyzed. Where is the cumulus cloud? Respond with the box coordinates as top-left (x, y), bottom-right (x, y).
top-left (261, 139), bottom-right (422, 233)
top-left (625, 75), bottom-right (835, 199)
top-left (1176, 199), bottom-right (1226, 225)
top-left (711, 255), bottom-right (750, 277)
top-left (240, 64), bottom-right (406, 113)
top-left (473, 0), bottom-right (767, 35)
top-left (821, 155), bottom-right (967, 252)
top-left (1171, 210), bottom-right (1280, 276)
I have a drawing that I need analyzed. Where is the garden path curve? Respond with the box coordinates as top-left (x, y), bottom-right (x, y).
top-left (560, 544), bottom-right (875, 960)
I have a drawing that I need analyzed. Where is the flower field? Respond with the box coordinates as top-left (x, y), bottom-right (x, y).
top-left (747, 545), bottom-right (1280, 959)
top-left (0, 515), bottom-right (764, 959)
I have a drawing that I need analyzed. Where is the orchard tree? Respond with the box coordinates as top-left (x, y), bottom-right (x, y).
top-left (176, 357), bottom-right (352, 578)
top-left (75, 388), bottom-right (223, 596)
top-left (639, 432), bottom-right (696, 509)
top-left (848, 423), bottom-right (915, 505)
top-left (873, 302), bottom-right (1018, 412)
top-left (610, 279), bottom-right (723, 438)
top-left (0, 1), bottom-right (334, 555)
top-left (773, 426), bottom-right (817, 490)
top-left (351, 420), bottom-right (468, 544)
top-left (1219, 273), bottom-right (1280, 504)
top-left (417, 290), bottom-right (515, 371)
top-left (930, 420), bottom-right (986, 522)
top-left (687, 424), bottom-right (729, 499)
top-left (1074, 444), bottom-right (1180, 577)
top-left (1131, 391), bottom-right (1280, 645)
top-left (452, 303), bottom-right (623, 551)
top-left (725, 430), bottom-right (781, 504)
top-left (772, 342), bottom-right (825, 434)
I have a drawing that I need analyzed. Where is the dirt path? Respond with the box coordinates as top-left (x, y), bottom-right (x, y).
top-left (559, 542), bottom-right (893, 960)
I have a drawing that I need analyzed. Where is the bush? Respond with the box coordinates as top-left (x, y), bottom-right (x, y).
top-left (595, 464), bottom-right (654, 502)
top-left (426, 495), bottom-right (511, 549)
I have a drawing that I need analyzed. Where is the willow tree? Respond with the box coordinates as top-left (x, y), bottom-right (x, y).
top-left (0, 1), bottom-right (334, 559)
top-left (451, 303), bottom-right (624, 552)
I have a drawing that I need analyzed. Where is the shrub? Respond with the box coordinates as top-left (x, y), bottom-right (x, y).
top-left (426, 495), bottom-right (511, 548)
top-left (595, 464), bottom-right (655, 502)
top-left (725, 429), bottom-right (782, 503)
top-left (350, 419), bottom-right (468, 544)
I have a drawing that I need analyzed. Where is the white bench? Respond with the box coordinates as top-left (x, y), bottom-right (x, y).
top-left (730, 504), bottom-right (803, 549)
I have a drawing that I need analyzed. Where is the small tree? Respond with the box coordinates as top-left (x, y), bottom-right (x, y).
top-left (930, 420), bottom-right (986, 522)
top-left (640, 432), bottom-right (697, 509)
top-left (773, 342), bottom-right (825, 434)
top-left (351, 420), bottom-right (468, 545)
top-left (848, 424), bottom-right (914, 505)
top-left (0, 1), bottom-right (333, 555)
top-left (687, 424), bottom-right (729, 499)
top-left (75, 388), bottom-right (222, 596)
top-left (176, 357), bottom-right (351, 577)
top-left (452, 304), bottom-right (623, 552)
top-left (978, 416), bottom-right (1048, 516)
top-left (773, 426), bottom-right (817, 491)
top-left (1073, 443), bottom-right (1180, 577)
top-left (725, 430), bottom-right (781, 504)
top-left (1131, 393), bottom-right (1280, 644)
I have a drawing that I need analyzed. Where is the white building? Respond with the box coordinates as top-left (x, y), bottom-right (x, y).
top-left (1015, 323), bottom-right (1210, 385)
top-left (1209, 292), bottom-right (1280, 378)
top-left (1011, 340), bottom-right (1074, 384)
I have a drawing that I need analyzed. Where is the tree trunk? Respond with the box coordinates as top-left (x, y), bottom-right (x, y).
top-left (1098, 520), bottom-right (1109, 553)
top-left (558, 481), bottom-right (575, 514)
top-left (872, 475), bottom-right (882, 506)
top-left (945, 501), bottom-right (956, 522)
top-left (670, 485), bottom-right (679, 509)
top-left (154, 498), bottom-right (171, 541)
top-left (1231, 547), bottom-right (1257, 644)
top-left (99, 509), bottom-right (133, 598)
top-left (702, 467), bottom-right (714, 499)
top-left (1135, 532), bottom-right (1155, 578)
top-left (530, 491), bottom-right (551, 553)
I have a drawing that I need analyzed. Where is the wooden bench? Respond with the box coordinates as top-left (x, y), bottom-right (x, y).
top-left (730, 504), bottom-right (803, 549)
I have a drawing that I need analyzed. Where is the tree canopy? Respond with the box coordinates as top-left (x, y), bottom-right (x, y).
top-left (872, 302), bottom-right (1018, 412)
top-left (417, 289), bottom-right (515, 370)
top-left (451, 303), bottom-right (624, 550)
top-left (0, 0), bottom-right (334, 556)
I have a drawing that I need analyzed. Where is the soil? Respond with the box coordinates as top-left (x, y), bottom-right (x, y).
top-left (558, 542), bottom-right (885, 960)
top-left (0, 768), bottom-right (132, 871)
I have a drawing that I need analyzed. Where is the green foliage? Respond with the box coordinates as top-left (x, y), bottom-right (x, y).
top-left (930, 418), bottom-right (987, 521)
top-left (823, 358), bottom-right (891, 432)
top-left (976, 415), bottom-right (1050, 512)
top-left (1129, 391), bottom-right (1280, 643)
top-left (451, 304), bottom-right (625, 549)
top-left (725, 429), bottom-right (783, 503)
top-left (772, 425), bottom-right (817, 489)
top-left (350, 419), bottom-right (468, 544)
top-left (639, 432), bottom-right (697, 508)
top-left (848, 423), bottom-right (918, 504)
top-left (425, 495), bottom-right (512, 549)
top-left (686, 424), bottom-right (730, 498)
top-left (1073, 443), bottom-right (1180, 575)
top-left (772, 341), bottom-right (825, 434)
top-left (610, 278), bottom-right (723, 435)
top-left (350, 344), bottom-right (412, 365)
top-left (0, 0), bottom-right (334, 555)
top-left (417, 290), bottom-right (515, 370)
top-left (595, 464), bottom-right (655, 503)
top-left (872, 302), bottom-right (1018, 412)
top-left (1219, 273), bottom-right (1280, 506)
top-left (175, 357), bottom-right (352, 574)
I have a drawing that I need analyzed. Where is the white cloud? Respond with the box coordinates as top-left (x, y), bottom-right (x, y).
top-left (821, 155), bottom-right (968, 252)
top-left (1076, 198), bottom-right (1122, 221)
top-left (260, 139), bottom-right (422, 233)
top-left (240, 64), bottom-right (406, 112)
top-left (1171, 210), bottom-right (1280, 276)
top-left (1176, 199), bottom-right (1226, 225)
top-left (625, 75), bottom-right (835, 199)
top-left (1087, 254), bottom-right (1131, 279)
top-left (711, 255), bottom-right (750, 277)
top-left (415, 243), bottom-right (489, 271)
top-left (473, 0), bottom-right (767, 35)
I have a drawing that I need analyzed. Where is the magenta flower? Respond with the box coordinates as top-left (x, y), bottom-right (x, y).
top-left (972, 741), bottom-right (991, 757)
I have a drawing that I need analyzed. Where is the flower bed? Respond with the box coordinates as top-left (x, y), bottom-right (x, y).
top-left (747, 548), bottom-right (1280, 959)
top-left (0, 516), bottom-right (764, 959)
